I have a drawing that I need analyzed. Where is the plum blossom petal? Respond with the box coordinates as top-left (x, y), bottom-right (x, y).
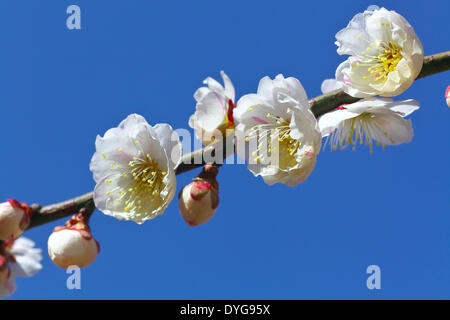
top-left (321, 79), bottom-right (344, 94)
top-left (189, 71), bottom-right (236, 145)
top-left (9, 238), bottom-right (42, 277)
top-left (1, 237), bottom-right (42, 299)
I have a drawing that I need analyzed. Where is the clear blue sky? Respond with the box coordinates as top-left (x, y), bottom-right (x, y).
top-left (1, 0), bottom-right (449, 299)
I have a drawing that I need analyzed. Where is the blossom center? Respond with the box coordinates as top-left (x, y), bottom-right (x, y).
top-left (369, 41), bottom-right (403, 83)
top-left (327, 113), bottom-right (395, 153)
top-left (355, 30), bottom-right (403, 84)
top-left (246, 112), bottom-right (300, 168)
top-left (119, 155), bottom-right (167, 213)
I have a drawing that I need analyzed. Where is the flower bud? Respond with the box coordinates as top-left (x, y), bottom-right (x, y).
top-left (48, 228), bottom-right (99, 269)
top-left (0, 200), bottom-right (31, 240)
top-left (48, 210), bottom-right (99, 269)
top-left (178, 164), bottom-right (219, 227)
top-left (446, 85), bottom-right (450, 108)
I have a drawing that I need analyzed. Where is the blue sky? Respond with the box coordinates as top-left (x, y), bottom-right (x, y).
top-left (1, 0), bottom-right (449, 299)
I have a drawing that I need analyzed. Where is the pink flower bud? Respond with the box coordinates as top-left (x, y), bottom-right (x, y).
top-left (48, 228), bottom-right (99, 269)
top-left (178, 164), bottom-right (219, 227)
top-left (446, 85), bottom-right (450, 108)
top-left (0, 200), bottom-right (31, 240)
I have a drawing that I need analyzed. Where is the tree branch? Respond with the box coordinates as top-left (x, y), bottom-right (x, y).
top-left (26, 51), bottom-right (450, 230)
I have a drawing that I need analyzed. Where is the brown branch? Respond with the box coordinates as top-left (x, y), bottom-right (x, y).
top-left (26, 51), bottom-right (450, 230)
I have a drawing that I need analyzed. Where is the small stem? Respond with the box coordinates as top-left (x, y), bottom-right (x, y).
top-left (28, 193), bottom-right (94, 230)
top-left (417, 51), bottom-right (450, 79)
top-left (26, 51), bottom-right (450, 230)
top-left (78, 206), bottom-right (95, 225)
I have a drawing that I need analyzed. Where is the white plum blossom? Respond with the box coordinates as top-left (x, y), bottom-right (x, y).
top-left (333, 6), bottom-right (423, 97)
top-left (234, 74), bottom-right (322, 187)
top-left (189, 71), bottom-right (236, 145)
top-left (90, 114), bottom-right (182, 224)
top-left (318, 98), bottom-right (419, 153)
top-left (0, 237), bottom-right (43, 299)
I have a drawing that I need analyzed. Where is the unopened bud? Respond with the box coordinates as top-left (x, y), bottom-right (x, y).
top-left (446, 85), bottom-right (450, 108)
top-left (0, 200), bottom-right (31, 240)
top-left (48, 228), bottom-right (99, 269)
top-left (48, 210), bottom-right (99, 269)
top-left (178, 164), bottom-right (219, 226)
